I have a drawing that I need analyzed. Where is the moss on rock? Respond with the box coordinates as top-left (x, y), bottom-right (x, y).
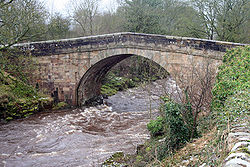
top-left (102, 152), bottom-right (128, 167)
top-left (52, 102), bottom-right (69, 110)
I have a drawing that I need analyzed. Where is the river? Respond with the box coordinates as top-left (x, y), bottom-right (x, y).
top-left (0, 78), bottom-right (180, 167)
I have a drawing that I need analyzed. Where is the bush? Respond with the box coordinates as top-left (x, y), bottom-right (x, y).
top-left (147, 100), bottom-right (192, 160)
top-left (163, 101), bottom-right (190, 150)
top-left (147, 116), bottom-right (165, 137)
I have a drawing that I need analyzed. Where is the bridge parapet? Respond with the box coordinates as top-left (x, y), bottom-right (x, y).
top-left (15, 32), bottom-right (246, 59)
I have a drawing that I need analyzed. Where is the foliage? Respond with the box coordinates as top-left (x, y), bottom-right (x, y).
top-left (118, 0), bottom-right (202, 37)
top-left (170, 3), bottom-right (205, 38)
top-left (96, 9), bottom-right (124, 35)
top-left (0, 49), bottom-right (52, 121)
top-left (146, 99), bottom-right (192, 160)
top-left (1, 0), bottom-right (248, 46)
top-left (0, 49), bottom-right (37, 84)
top-left (190, 0), bottom-right (250, 42)
top-left (120, 0), bottom-right (164, 34)
top-left (147, 116), bottom-right (165, 137)
top-left (216, 0), bottom-right (250, 43)
top-left (162, 101), bottom-right (190, 150)
top-left (212, 46), bottom-right (250, 127)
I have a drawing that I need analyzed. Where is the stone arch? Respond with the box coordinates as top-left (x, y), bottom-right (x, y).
top-left (89, 48), bottom-right (171, 73)
top-left (76, 49), bottom-right (171, 106)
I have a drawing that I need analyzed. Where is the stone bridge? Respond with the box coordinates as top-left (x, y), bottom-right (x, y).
top-left (15, 32), bottom-right (245, 106)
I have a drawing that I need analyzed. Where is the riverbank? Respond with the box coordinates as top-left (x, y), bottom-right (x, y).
top-left (0, 70), bottom-right (54, 122)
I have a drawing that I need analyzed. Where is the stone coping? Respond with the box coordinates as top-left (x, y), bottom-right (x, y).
top-left (12, 32), bottom-right (248, 56)
top-left (223, 121), bottom-right (250, 167)
top-left (14, 32), bottom-right (247, 47)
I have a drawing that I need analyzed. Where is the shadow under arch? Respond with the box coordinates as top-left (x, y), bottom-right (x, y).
top-left (76, 54), bottom-right (169, 106)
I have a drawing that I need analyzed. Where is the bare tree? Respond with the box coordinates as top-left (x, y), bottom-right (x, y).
top-left (170, 58), bottom-right (217, 138)
top-left (69, 0), bottom-right (100, 36)
top-left (190, 0), bottom-right (249, 42)
top-left (215, 0), bottom-right (249, 42)
top-left (190, 0), bottom-right (218, 40)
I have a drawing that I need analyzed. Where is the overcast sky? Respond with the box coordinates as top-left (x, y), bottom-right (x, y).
top-left (42, 0), bottom-right (118, 16)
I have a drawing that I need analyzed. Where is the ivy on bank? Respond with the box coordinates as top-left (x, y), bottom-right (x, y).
top-left (212, 46), bottom-right (249, 127)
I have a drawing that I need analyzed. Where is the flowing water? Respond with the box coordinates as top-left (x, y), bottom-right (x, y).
top-left (0, 78), bottom-right (180, 167)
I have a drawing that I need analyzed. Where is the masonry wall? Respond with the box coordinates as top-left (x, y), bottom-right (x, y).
top-left (35, 52), bottom-right (90, 105)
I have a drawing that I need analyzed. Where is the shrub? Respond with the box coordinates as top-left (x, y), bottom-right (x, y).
top-left (147, 100), bottom-right (192, 160)
top-left (163, 101), bottom-right (190, 150)
top-left (147, 116), bottom-right (165, 137)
